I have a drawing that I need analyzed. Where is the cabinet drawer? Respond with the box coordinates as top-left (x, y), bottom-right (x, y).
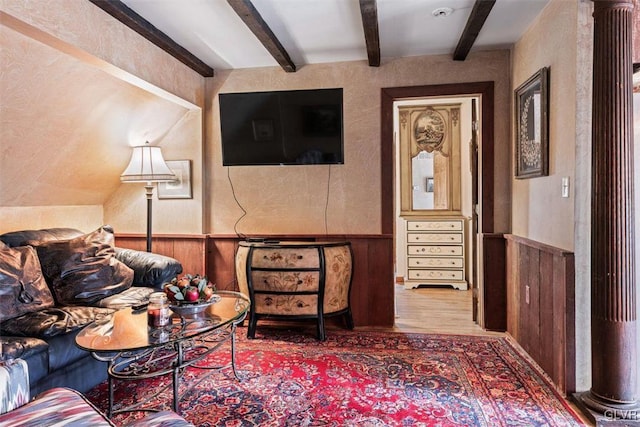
top-left (408, 233), bottom-right (462, 244)
top-left (251, 271), bottom-right (319, 292)
top-left (250, 247), bottom-right (319, 268)
top-left (408, 257), bottom-right (463, 269)
top-left (408, 245), bottom-right (463, 256)
top-left (408, 269), bottom-right (463, 281)
top-left (407, 220), bottom-right (463, 231)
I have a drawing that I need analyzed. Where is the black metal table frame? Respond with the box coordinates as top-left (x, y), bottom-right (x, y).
top-left (90, 313), bottom-right (246, 417)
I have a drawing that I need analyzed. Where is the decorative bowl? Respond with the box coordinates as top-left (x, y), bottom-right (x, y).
top-left (169, 294), bottom-right (221, 319)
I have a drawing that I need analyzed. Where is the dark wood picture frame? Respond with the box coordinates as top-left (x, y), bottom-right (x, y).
top-left (515, 67), bottom-right (549, 179)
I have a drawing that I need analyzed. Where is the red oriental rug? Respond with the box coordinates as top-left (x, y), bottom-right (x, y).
top-left (85, 328), bottom-right (585, 426)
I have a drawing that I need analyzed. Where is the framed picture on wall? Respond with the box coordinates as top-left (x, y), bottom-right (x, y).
top-left (158, 160), bottom-right (192, 199)
top-left (515, 66), bottom-right (549, 179)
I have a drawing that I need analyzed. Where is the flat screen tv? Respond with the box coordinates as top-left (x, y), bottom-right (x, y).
top-left (219, 88), bottom-right (344, 166)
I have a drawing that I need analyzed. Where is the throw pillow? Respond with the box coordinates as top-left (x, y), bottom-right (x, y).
top-left (33, 226), bottom-right (134, 305)
top-left (0, 245), bottom-right (55, 322)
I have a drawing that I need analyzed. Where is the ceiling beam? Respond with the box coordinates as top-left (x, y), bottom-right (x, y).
top-left (88, 0), bottom-right (214, 77)
top-left (359, 0), bottom-right (381, 67)
top-left (453, 0), bottom-right (496, 61)
top-left (227, 0), bottom-right (296, 72)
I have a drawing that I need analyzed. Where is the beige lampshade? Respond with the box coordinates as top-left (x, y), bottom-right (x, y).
top-left (121, 143), bottom-right (176, 182)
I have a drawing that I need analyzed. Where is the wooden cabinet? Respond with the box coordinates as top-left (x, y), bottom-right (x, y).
top-left (235, 241), bottom-right (354, 340)
top-left (404, 218), bottom-right (467, 290)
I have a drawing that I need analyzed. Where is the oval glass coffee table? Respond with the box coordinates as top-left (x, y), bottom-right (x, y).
top-left (76, 291), bottom-right (249, 416)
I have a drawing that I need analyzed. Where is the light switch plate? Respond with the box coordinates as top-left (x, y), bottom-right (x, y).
top-left (561, 177), bottom-right (570, 198)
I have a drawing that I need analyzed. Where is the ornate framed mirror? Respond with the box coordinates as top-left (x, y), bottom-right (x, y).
top-left (399, 103), bottom-right (462, 216)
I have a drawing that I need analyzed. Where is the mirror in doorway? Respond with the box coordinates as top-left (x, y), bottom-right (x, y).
top-left (399, 104), bottom-right (462, 216)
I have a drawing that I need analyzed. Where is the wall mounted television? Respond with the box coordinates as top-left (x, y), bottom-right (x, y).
top-left (219, 88), bottom-right (344, 166)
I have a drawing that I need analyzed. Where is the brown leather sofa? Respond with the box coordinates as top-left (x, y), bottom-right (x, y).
top-left (0, 225), bottom-right (182, 396)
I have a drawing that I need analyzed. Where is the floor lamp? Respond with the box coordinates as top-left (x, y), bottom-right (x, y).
top-left (120, 142), bottom-right (176, 252)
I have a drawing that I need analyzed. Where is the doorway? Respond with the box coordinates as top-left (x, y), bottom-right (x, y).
top-left (381, 82), bottom-right (497, 330)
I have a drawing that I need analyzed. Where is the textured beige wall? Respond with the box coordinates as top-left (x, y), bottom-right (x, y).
top-left (207, 51), bottom-right (511, 235)
top-left (104, 109), bottom-right (203, 234)
top-left (0, 206), bottom-right (104, 234)
top-left (512, 0), bottom-right (596, 392)
top-left (0, 2), bottom-right (204, 235)
top-left (512, 0), bottom-right (577, 252)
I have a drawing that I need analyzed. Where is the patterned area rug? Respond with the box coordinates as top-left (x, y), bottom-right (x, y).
top-left (85, 328), bottom-right (585, 426)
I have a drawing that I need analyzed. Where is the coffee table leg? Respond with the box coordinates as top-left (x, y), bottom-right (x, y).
top-left (230, 322), bottom-right (240, 380)
top-left (173, 344), bottom-right (184, 413)
top-left (172, 367), bottom-right (180, 413)
top-left (108, 375), bottom-right (114, 418)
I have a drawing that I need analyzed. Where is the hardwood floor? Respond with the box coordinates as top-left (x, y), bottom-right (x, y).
top-left (391, 284), bottom-right (502, 336)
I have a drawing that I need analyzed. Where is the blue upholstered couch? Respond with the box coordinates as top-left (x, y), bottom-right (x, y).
top-left (0, 226), bottom-right (182, 396)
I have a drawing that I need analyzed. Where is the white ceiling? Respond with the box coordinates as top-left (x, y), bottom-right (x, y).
top-left (120, 0), bottom-right (550, 71)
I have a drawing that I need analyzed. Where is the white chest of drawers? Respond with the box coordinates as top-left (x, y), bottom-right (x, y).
top-left (404, 218), bottom-right (468, 290)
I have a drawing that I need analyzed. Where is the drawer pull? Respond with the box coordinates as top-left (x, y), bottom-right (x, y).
top-left (297, 255), bottom-right (303, 259)
top-left (297, 280), bottom-right (303, 285)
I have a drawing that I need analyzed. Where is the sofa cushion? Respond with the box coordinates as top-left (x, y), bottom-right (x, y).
top-left (0, 306), bottom-right (113, 338)
top-left (0, 359), bottom-right (30, 415)
top-left (0, 387), bottom-right (115, 427)
top-left (45, 329), bottom-right (94, 372)
top-left (0, 246), bottom-right (55, 322)
top-left (0, 337), bottom-right (49, 388)
top-left (33, 226), bottom-right (133, 305)
top-left (0, 228), bottom-right (84, 248)
top-left (114, 248), bottom-right (183, 288)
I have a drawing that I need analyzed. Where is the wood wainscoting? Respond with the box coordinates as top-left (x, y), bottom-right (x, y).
top-left (505, 234), bottom-right (575, 395)
top-left (480, 233), bottom-right (506, 331)
top-left (114, 234), bottom-right (208, 282)
top-left (115, 233), bottom-right (395, 328)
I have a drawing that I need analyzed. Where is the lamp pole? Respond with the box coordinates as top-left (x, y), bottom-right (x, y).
top-left (145, 183), bottom-right (154, 252)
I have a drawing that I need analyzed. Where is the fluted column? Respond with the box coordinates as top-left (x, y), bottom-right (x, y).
top-left (578, 0), bottom-right (640, 420)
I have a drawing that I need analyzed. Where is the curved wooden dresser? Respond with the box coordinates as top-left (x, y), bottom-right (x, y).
top-left (235, 241), bottom-right (354, 340)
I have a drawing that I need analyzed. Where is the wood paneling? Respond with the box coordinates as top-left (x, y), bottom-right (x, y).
top-left (115, 233), bottom-right (207, 280)
top-left (505, 234), bottom-right (575, 394)
top-left (207, 238), bottom-right (242, 291)
top-left (480, 233), bottom-right (506, 331)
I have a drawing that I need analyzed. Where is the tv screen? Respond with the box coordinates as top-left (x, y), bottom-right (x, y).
top-left (219, 88), bottom-right (344, 166)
